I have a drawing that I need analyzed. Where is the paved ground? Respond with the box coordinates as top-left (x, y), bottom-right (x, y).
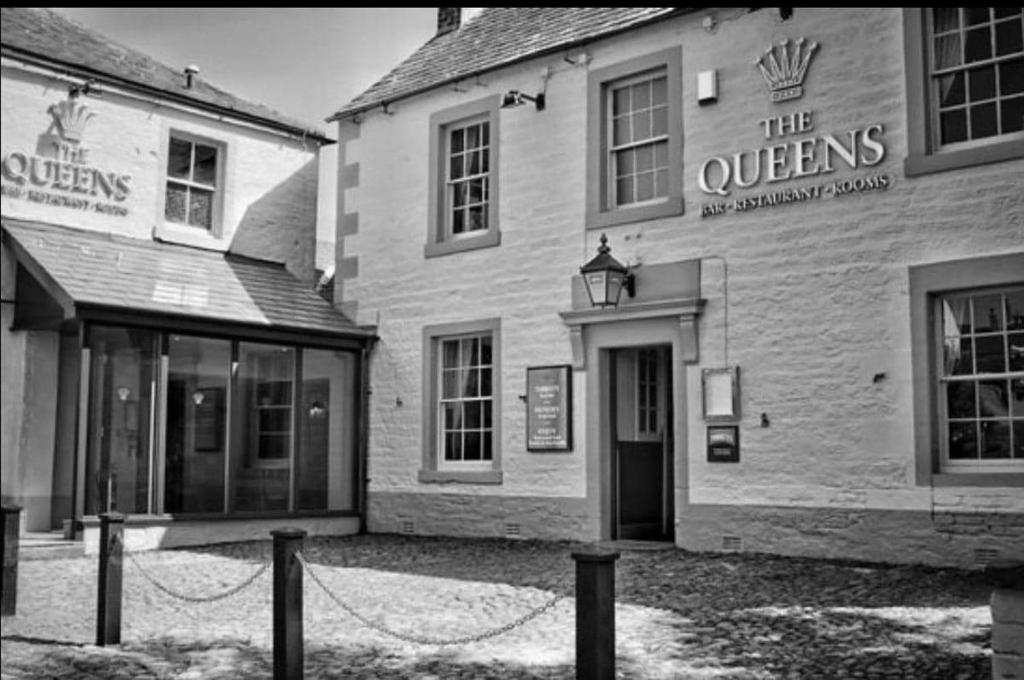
top-left (0, 534), bottom-right (1014, 679)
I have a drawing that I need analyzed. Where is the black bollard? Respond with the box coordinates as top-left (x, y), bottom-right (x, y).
top-left (572, 545), bottom-right (620, 680)
top-left (272, 528), bottom-right (306, 680)
top-left (96, 512), bottom-right (125, 646)
top-left (1, 504), bottom-right (22, 616)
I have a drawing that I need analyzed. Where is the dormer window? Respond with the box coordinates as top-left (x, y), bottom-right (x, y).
top-left (165, 134), bottom-right (220, 231)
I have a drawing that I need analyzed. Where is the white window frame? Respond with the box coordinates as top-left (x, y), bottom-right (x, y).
top-left (436, 331), bottom-right (494, 471)
top-left (926, 8), bottom-right (1024, 153)
top-left (164, 132), bottom-right (224, 233)
top-left (444, 115), bottom-right (491, 241)
top-left (607, 70), bottom-right (671, 210)
top-left (935, 285), bottom-right (1024, 474)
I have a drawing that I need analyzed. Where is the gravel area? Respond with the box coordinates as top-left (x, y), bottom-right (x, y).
top-left (0, 534), bottom-right (1012, 679)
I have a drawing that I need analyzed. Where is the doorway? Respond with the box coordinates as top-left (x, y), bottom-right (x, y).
top-left (610, 345), bottom-right (674, 541)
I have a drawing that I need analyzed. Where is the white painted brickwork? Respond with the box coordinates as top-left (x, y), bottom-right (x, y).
top-left (341, 8), bottom-right (1024, 565)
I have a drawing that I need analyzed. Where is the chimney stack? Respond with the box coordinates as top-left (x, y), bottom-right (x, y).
top-left (184, 64), bottom-right (200, 89)
top-left (436, 7), bottom-right (461, 36)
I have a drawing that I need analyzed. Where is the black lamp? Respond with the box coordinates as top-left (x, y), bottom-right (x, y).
top-left (580, 234), bottom-right (635, 308)
top-left (501, 89), bottom-right (545, 111)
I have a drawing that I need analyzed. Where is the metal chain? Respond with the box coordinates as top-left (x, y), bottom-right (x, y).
top-left (297, 551), bottom-right (565, 646)
top-left (124, 548), bottom-right (271, 604)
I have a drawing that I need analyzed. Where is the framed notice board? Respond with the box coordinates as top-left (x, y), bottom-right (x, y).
top-left (526, 365), bottom-right (572, 451)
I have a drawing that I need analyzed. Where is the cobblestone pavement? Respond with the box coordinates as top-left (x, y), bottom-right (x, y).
top-left (0, 534), bottom-right (1014, 679)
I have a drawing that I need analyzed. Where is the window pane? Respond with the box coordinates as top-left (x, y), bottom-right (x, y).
top-left (468, 205), bottom-right (486, 231)
top-left (632, 110), bottom-right (652, 139)
top-left (480, 335), bottom-right (492, 365)
top-left (935, 34), bottom-right (962, 70)
top-left (964, 7), bottom-right (990, 26)
top-left (1009, 292), bottom-right (1024, 329)
top-left (444, 403), bottom-right (461, 429)
top-left (165, 183), bottom-right (187, 223)
top-left (613, 116), bottom-right (630, 146)
top-left (443, 368), bottom-right (460, 398)
top-left (617, 148), bottom-right (635, 176)
top-left (1002, 59), bottom-right (1024, 95)
top-left (167, 138), bottom-right (192, 179)
top-left (165, 335), bottom-right (230, 514)
top-left (635, 171), bottom-right (655, 202)
top-left (933, 7), bottom-right (960, 33)
top-left (949, 421), bottom-right (978, 459)
top-left (300, 349), bottom-right (358, 511)
top-left (938, 73), bottom-right (966, 106)
top-left (616, 176), bottom-right (634, 205)
top-left (968, 66), bottom-right (996, 101)
top-left (996, 18), bottom-right (1023, 56)
top-left (652, 106), bottom-right (668, 137)
top-left (452, 182), bottom-right (467, 207)
top-left (188, 188), bottom-right (213, 229)
top-left (193, 144), bottom-right (217, 186)
top-left (944, 336), bottom-right (973, 375)
top-left (636, 145), bottom-right (653, 171)
top-left (1009, 333), bottom-right (1024, 371)
top-left (464, 401), bottom-right (481, 429)
top-left (85, 326), bottom-right (157, 515)
top-left (442, 340), bottom-right (459, 368)
top-left (231, 343), bottom-right (294, 512)
top-left (481, 122), bottom-right (489, 146)
top-left (944, 297), bottom-right (972, 334)
top-left (1015, 420), bottom-right (1024, 459)
top-left (965, 26), bottom-right (993, 63)
top-left (451, 128), bottom-right (464, 153)
top-left (1002, 96), bottom-right (1024, 132)
top-left (468, 178), bottom-right (485, 204)
top-left (466, 124), bottom-right (479, 149)
top-left (974, 293), bottom-right (1005, 331)
top-left (980, 420), bottom-right (1012, 459)
top-left (995, 8), bottom-right (1022, 19)
top-left (450, 154), bottom-right (464, 180)
top-left (1013, 378), bottom-right (1024, 417)
top-left (654, 141), bottom-right (669, 168)
top-left (445, 432), bottom-right (462, 461)
top-left (970, 102), bottom-right (999, 138)
top-left (483, 401), bottom-right (492, 428)
top-left (947, 381), bottom-right (976, 419)
top-left (463, 367), bottom-right (478, 398)
top-left (612, 86), bottom-right (629, 116)
top-left (979, 380), bottom-right (1010, 417)
top-left (481, 148), bottom-right (490, 173)
top-left (941, 108), bottom-right (969, 143)
top-left (463, 432), bottom-right (482, 461)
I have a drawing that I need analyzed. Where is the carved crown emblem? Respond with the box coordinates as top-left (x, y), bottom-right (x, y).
top-left (754, 38), bottom-right (819, 103)
top-left (48, 98), bottom-right (95, 143)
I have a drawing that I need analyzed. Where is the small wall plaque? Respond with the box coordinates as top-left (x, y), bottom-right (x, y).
top-left (526, 365), bottom-right (572, 451)
top-left (702, 366), bottom-right (740, 422)
top-left (707, 425), bottom-right (739, 463)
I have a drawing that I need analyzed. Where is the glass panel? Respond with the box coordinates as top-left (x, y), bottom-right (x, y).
top-left (466, 124), bottom-right (479, 149)
top-left (444, 403), bottom-right (460, 429)
top-left (450, 154), bottom-right (464, 180)
top-left (652, 107), bottom-right (668, 137)
top-left (1015, 420), bottom-right (1024, 459)
top-left (939, 73), bottom-right (966, 106)
top-left (452, 182), bottom-right (467, 207)
top-left (167, 138), bottom-right (192, 179)
top-left (1009, 333), bottom-right (1024, 370)
top-left (616, 176), bottom-right (633, 205)
top-left (188, 188), bottom-right (213, 229)
top-left (468, 205), bottom-right (486, 231)
top-left (617, 148), bottom-right (635, 176)
top-left (948, 421), bottom-right (978, 459)
top-left (970, 101), bottom-right (998, 139)
top-left (980, 420), bottom-right (1012, 458)
top-left (442, 368), bottom-right (461, 398)
top-left (633, 80), bottom-right (651, 108)
top-left (935, 34), bottom-right (962, 70)
top-left (933, 7), bottom-right (960, 33)
top-left (463, 337), bottom-right (478, 365)
top-left (480, 335), bottom-right (492, 365)
top-left (444, 432), bottom-right (461, 461)
top-left (463, 432), bottom-right (482, 461)
top-left (192, 144), bottom-right (217, 186)
top-left (1002, 59), bottom-right (1024, 94)
top-left (230, 343), bottom-right (294, 512)
top-left (451, 208), bottom-right (465, 234)
top-left (442, 339), bottom-right (459, 369)
top-left (995, 8), bottom-right (1022, 19)
top-left (1012, 378), bottom-right (1024, 417)
top-left (941, 108), bottom-right (968, 143)
top-left (85, 326), bottom-right (157, 515)
top-left (462, 367), bottom-right (478, 398)
top-left (974, 293), bottom-right (1004, 331)
top-left (483, 401), bottom-right (492, 428)
top-left (632, 110), bottom-right (652, 140)
top-left (636, 145), bottom-right (654, 171)
top-left (481, 148), bottom-right (489, 173)
top-left (964, 26), bottom-right (993, 63)
top-left (944, 297), bottom-right (972, 334)
top-left (964, 7), bottom-right (990, 26)
top-left (979, 379), bottom-right (1010, 417)
top-left (996, 18), bottom-right (1023, 56)
top-left (450, 128), bottom-right (464, 153)
top-left (298, 349), bottom-right (358, 511)
top-left (481, 122), bottom-right (489, 146)
top-left (165, 183), bottom-right (187, 223)
top-left (613, 115), bottom-right (630, 146)
top-left (944, 336), bottom-right (973, 375)
top-left (165, 335), bottom-right (230, 514)
top-left (612, 86), bottom-right (630, 116)
top-left (464, 401), bottom-right (481, 428)
top-left (468, 178), bottom-right (485, 204)
top-left (635, 171), bottom-right (654, 202)
top-left (947, 381), bottom-right (976, 419)
top-left (1002, 96), bottom-right (1024, 132)
top-left (968, 66), bottom-right (996, 101)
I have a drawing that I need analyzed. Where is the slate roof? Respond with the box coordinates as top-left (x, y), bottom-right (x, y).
top-left (1, 7), bottom-right (331, 142)
top-left (2, 218), bottom-right (368, 338)
top-left (330, 7), bottom-right (689, 120)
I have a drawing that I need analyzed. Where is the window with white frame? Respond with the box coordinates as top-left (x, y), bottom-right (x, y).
top-left (586, 46), bottom-right (682, 229)
top-left (446, 117), bottom-right (491, 237)
top-left (426, 96), bottom-right (500, 258)
top-left (165, 135), bottom-right (219, 230)
top-left (937, 286), bottom-right (1024, 471)
top-left (928, 8), bottom-right (1023, 149)
top-left (637, 347), bottom-right (659, 437)
top-left (609, 72), bottom-right (670, 207)
top-left (439, 332), bottom-right (494, 465)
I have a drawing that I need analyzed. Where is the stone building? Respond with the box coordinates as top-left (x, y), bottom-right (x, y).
top-left (1, 8), bottom-right (374, 551)
top-left (329, 8), bottom-right (1023, 568)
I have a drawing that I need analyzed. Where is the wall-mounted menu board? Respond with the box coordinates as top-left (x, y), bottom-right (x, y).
top-left (526, 365), bottom-right (572, 452)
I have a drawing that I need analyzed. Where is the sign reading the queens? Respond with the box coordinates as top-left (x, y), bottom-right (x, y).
top-left (1, 96), bottom-right (132, 216)
top-left (698, 38), bottom-right (891, 218)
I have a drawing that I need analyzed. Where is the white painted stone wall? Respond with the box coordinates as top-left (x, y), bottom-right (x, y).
top-left (341, 8), bottom-right (1023, 562)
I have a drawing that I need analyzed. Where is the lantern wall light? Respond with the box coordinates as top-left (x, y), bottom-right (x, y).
top-left (580, 234), bottom-right (636, 308)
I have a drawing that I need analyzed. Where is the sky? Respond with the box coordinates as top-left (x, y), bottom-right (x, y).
top-left (50, 8), bottom-right (440, 264)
